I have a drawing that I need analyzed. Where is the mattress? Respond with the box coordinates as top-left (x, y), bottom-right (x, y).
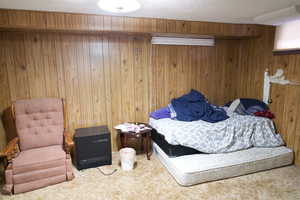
top-left (153, 142), bottom-right (294, 186)
top-left (151, 129), bottom-right (201, 157)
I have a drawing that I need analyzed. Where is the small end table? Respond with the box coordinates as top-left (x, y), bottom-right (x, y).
top-left (117, 123), bottom-right (152, 160)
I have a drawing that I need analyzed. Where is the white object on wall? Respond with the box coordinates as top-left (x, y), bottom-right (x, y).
top-left (151, 37), bottom-right (215, 46)
top-left (263, 68), bottom-right (300, 104)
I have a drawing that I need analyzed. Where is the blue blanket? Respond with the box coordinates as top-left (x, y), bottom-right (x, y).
top-left (171, 90), bottom-right (229, 122)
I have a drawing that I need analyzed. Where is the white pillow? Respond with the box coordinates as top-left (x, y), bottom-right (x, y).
top-left (227, 99), bottom-right (241, 113)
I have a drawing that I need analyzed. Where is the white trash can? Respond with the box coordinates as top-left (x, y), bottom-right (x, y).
top-left (119, 147), bottom-right (136, 171)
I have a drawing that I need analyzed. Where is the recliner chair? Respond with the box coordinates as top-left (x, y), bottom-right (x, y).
top-left (0, 98), bottom-right (74, 194)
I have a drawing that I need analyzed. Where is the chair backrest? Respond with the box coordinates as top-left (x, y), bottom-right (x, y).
top-left (14, 98), bottom-right (64, 151)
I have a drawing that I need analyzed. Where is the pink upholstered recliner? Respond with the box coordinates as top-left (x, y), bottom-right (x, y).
top-left (0, 98), bottom-right (74, 194)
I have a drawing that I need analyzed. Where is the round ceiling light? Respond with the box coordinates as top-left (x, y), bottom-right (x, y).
top-left (98, 0), bottom-right (141, 13)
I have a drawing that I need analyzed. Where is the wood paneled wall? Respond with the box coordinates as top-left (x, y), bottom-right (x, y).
top-left (150, 40), bottom-right (239, 111)
top-left (234, 26), bottom-right (300, 166)
top-left (0, 31), bottom-right (236, 151)
top-left (0, 32), bottom-right (151, 150)
top-left (0, 9), bottom-right (260, 38)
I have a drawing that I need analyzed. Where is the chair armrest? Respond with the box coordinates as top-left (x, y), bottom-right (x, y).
top-left (0, 137), bottom-right (19, 162)
top-left (63, 131), bottom-right (74, 154)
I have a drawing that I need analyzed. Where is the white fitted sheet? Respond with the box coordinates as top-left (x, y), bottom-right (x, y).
top-left (153, 142), bottom-right (293, 186)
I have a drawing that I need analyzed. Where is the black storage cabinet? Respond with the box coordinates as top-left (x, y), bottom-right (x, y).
top-left (74, 126), bottom-right (112, 170)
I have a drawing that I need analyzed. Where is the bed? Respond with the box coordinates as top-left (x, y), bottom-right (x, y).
top-left (149, 113), bottom-right (293, 186)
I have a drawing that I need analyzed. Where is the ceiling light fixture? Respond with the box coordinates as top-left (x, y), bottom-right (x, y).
top-left (97, 0), bottom-right (141, 13)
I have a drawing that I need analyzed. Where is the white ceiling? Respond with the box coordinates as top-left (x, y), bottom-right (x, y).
top-left (1, 0), bottom-right (300, 24)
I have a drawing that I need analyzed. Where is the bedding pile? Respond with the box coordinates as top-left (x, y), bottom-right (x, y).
top-left (150, 89), bottom-right (228, 123)
top-left (171, 89), bottom-right (228, 122)
top-left (149, 112), bottom-right (284, 153)
top-left (149, 89), bottom-right (284, 153)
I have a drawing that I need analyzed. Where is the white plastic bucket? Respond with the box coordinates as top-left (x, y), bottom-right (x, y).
top-left (119, 147), bottom-right (136, 171)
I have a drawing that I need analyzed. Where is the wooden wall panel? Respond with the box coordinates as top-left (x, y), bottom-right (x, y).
top-left (24, 33), bottom-right (47, 98)
top-left (0, 34), bottom-right (11, 110)
top-left (234, 26), bottom-right (300, 166)
top-left (46, 12), bottom-right (67, 30)
top-left (5, 33), bottom-right (30, 101)
top-left (88, 34), bottom-right (107, 127)
top-left (215, 40), bottom-right (240, 103)
top-left (0, 9), bottom-right (260, 38)
top-left (107, 36), bottom-right (123, 150)
top-left (0, 11), bottom-right (8, 26)
top-left (133, 37), bottom-right (150, 122)
top-left (41, 33), bottom-right (60, 97)
top-left (87, 15), bottom-right (104, 31)
top-left (0, 34), bottom-right (11, 150)
top-left (7, 10), bottom-right (47, 29)
top-left (149, 40), bottom-right (237, 112)
top-left (0, 31), bottom-right (237, 152)
top-left (120, 36), bottom-right (134, 122)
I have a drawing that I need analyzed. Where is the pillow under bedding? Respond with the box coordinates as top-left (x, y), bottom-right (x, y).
top-left (149, 107), bottom-right (171, 119)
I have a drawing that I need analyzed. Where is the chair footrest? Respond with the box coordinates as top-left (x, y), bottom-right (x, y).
top-left (14, 174), bottom-right (66, 194)
top-left (13, 165), bottom-right (66, 184)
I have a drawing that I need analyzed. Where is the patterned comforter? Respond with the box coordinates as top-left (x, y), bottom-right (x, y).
top-left (149, 113), bottom-right (284, 153)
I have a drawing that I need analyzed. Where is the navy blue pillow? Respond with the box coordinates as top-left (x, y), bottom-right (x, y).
top-left (239, 98), bottom-right (268, 110)
top-left (224, 98), bottom-right (268, 110)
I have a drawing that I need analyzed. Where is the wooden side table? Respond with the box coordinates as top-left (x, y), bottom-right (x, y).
top-left (117, 123), bottom-right (152, 160)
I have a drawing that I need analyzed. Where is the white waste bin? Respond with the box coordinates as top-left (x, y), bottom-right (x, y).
top-left (119, 147), bottom-right (136, 171)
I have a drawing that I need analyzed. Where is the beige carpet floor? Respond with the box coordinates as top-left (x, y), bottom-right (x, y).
top-left (1, 153), bottom-right (300, 200)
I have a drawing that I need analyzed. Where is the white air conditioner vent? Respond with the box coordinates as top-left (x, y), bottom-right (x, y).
top-left (151, 37), bottom-right (215, 46)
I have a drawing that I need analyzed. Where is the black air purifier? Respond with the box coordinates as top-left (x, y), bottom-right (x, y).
top-left (74, 126), bottom-right (112, 170)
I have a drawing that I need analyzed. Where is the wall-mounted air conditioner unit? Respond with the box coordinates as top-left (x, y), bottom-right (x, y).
top-left (151, 37), bottom-right (215, 46)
